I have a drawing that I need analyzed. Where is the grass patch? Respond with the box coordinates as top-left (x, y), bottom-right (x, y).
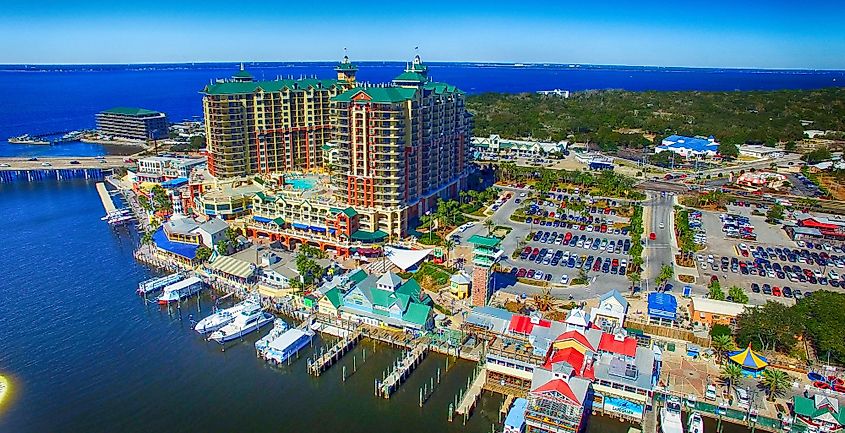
top-left (412, 262), bottom-right (455, 287)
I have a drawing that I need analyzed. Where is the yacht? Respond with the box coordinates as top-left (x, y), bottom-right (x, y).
top-left (156, 277), bottom-right (203, 305)
top-left (661, 396), bottom-right (684, 433)
top-left (687, 412), bottom-right (704, 433)
top-left (255, 318), bottom-right (290, 355)
top-left (260, 328), bottom-right (315, 365)
top-left (208, 305), bottom-right (274, 343)
top-left (194, 299), bottom-right (258, 334)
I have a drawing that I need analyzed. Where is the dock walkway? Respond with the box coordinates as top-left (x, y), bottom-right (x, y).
top-left (95, 182), bottom-right (117, 214)
top-left (376, 342), bottom-right (428, 398)
top-left (307, 329), bottom-right (362, 376)
top-left (456, 366), bottom-right (486, 416)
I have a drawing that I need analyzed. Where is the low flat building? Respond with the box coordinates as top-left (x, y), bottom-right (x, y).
top-left (655, 135), bottom-right (719, 158)
top-left (739, 144), bottom-right (786, 159)
top-left (689, 297), bottom-right (748, 327)
top-left (592, 290), bottom-right (628, 332)
top-left (136, 156), bottom-right (206, 182)
top-left (473, 134), bottom-right (568, 158)
top-left (96, 107), bottom-right (168, 141)
top-left (449, 272), bottom-right (471, 299)
top-left (647, 292), bottom-right (677, 325)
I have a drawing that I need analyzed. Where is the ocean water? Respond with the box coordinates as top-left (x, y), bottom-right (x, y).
top-left (0, 62), bottom-right (843, 157)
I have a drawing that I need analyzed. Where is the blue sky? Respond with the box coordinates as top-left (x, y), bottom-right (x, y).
top-left (1, 0), bottom-right (844, 69)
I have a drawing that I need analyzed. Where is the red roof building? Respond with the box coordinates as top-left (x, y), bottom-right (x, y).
top-left (598, 333), bottom-right (638, 358)
top-left (508, 315), bottom-right (551, 335)
top-left (554, 330), bottom-right (595, 351)
top-left (544, 347), bottom-right (586, 372)
top-left (532, 379), bottom-right (582, 405)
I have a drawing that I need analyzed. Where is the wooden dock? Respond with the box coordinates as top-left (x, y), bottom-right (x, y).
top-left (456, 366), bottom-right (486, 416)
top-left (307, 329), bottom-right (362, 376)
top-left (375, 342), bottom-right (428, 398)
top-left (95, 182), bottom-right (117, 214)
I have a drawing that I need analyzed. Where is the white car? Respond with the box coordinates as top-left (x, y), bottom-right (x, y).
top-left (659, 222), bottom-right (665, 229)
top-left (519, 192), bottom-right (526, 198)
top-left (0, 163), bottom-right (9, 167)
top-left (41, 162), bottom-right (52, 167)
top-left (560, 274), bottom-right (569, 285)
top-left (829, 270), bottom-right (839, 280)
top-left (534, 271), bottom-right (544, 280)
top-left (796, 240), bottom-right (806, 247)
top-left (586, 225), bottom-right (593, 232)
top-left (813, 269), bottom-right (824, 278)
top-left (707, 254), bottom-right (715, 263)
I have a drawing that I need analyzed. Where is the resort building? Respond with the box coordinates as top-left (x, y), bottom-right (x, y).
top-left (472, 134), bottom-right (568, 159)
top-left (525, 367), bottom-right (591, 433)
top-left (150, 215), bottom-right (229, 267)
top-left (688, 297), bottom-right (748, 327)
top-left (647, 292), bottom-right (678, 325)
top-left (96, 107), bottom-right (168, 141)
top-left (201, 63), bottom-right (352, 178)
top-left (135, 156), bottom-right (206, 183)
top-left (655, 135), bottom-right (719, 158)
top-left (339, 271), bottom-right (434, 332)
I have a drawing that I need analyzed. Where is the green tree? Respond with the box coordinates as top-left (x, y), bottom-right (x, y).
top-left (483, 219), bottom-right (495, 236)
top-left (785, 141), bottom-right (797, 152)
top-left (216, 240), bottom-right (228, 256)
top-left (441, 239), bottom-right (456, 264)
top-left (711, 334), bottom-right (737, 364)
top-left (718, 142), bottom-right (740, 159)
top-left (728, 286), bottom-right (749, 304)
top-left (766, 204), bottom-right (785, 223)
top-left (656, 264), bottom-right (674, 286)
top-left (735, 301), bottom-right (801, 353)
top-left (760, 369), bottom-right (792, 401)
top-left (720, 362), bottom-right (744, 393)
top-left (140, 230), bottom-right (153, 245)
top-left (196, 246), bottom-right (212, 262)
top-left (803, 147), bottom-right (832, 164)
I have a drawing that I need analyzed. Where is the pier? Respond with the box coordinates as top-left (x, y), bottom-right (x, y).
top-left (0, 167), bottom-right (105, 183)
top-left (96, 182), bottom-right (117, 214)
top-left (455, 365), bottom-right (486, 417)
top-left (375, 342), bottom-right (428, 398)
top-left (307, 329), bottom-right (362, 376)
top-left (0, 156), bottom-right (128, 171)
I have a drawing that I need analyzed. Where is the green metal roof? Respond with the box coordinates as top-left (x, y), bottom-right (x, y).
top-left (393, 71), bottom-right (429, 83)
top-left (342, 207), bottom-right (358, 218)
top-left (332, 87), bottom-right (418, 103)
top-left (101, 107), bottom-right (161, 116)
top-left (335, 62), bottom-right (358, 71)
top-left (254, 192), bottom-right (276, 202)
top-left (423, 81), bottom-right (465, 95)
top-left (793, 396), bottom-right (845, 424)
top-left (402, 303), bottom-right (431, 326)
top-left (323, 287), bottom-right (343, 309)
top-left (272, 217), bottom-right (285, 226)
top-left (467, 235), bottom-right (501, 247)
top-left (233, 70), bottom-right (253, 79)
top-left (321, 144), bottom-right (332, 151)
top-left (203, 78), bottom-right (342, 95)
top-left (350, 229), bottom-right (388, 241)
top-left (348, 269), bottom-right (368, 285)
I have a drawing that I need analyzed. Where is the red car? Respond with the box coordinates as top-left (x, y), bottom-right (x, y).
top-left (600, 224), bottom-right (607, 233)
top-left (772, 286), bottom-right (782, 297)
top-left (516, 268), bottom-right (527, 278)
top-left (564, 232), bottom-right (573, 243)
top-left (593, 259), bottom-right (602, 272)
top-left (649, 232), bottom-right (656, 240)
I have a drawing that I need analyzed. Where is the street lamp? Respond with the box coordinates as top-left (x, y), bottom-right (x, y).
top-left (426, 210), bottom-right (432, 243)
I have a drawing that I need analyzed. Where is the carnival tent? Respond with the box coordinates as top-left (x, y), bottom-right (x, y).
top-left (728, 343), bottom-right (769, 376)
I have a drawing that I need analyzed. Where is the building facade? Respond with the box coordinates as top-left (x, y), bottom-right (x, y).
top-left (96, 107), bottom-right (168, 141)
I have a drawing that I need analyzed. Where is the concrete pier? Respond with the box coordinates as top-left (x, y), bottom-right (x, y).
top-left (308, 329), bottom-right (362, 376)
top-left (95, 182), bottom-right (117, 214)
top-left (456, 366), bottom-right (486, 416)
top-left (376, 343), bottom-right (428, 398)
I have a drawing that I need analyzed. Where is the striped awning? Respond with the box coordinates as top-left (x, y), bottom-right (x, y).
top-left (207, 255), bottom-right (255, 279)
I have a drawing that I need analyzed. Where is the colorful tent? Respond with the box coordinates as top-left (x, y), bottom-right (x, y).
top-left (728, 343), bottom-right (768, 376)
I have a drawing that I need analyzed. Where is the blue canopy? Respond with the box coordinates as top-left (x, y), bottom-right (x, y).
top-left (292, 223), bottom-right (308, 230)
top-left (152, 228), bottom-right (198, 260)
top-left (253, 215), bottom-right (272, 223)
top-left (160, 177), bottom-right (188, 188)
top-left (647, 292), bottom-right (677, 320)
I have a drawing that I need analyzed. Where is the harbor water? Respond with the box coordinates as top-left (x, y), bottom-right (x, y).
top-left (0, 179), bottom-right (647, 433)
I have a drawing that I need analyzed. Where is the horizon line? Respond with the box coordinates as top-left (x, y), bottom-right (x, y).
top-left (1, 60), bottom-right (844, 73)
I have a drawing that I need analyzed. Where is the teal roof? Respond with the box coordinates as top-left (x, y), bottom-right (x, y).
top-left (423, 81), bottom-right (465, 95)
top-left (101, 107), bottom-right (161, 116)
top-left (272, 217), bottom-right (285, 226)
top-left (203, 78), bottom-right (342, 95)
top-left (254, 191), bottom-right (276, 202)
top-left (342, 207), bottom-right (358, 218)
top-left (348, 269), bottom-right (368, 285)
top-left (793, 395), bottom-right (845, 425)
top-left (350, 229), bottom-right (388, 241)
top-left (393, 71), bottom-right (429, 83)
top-left (332, 87), bottom-right (418, 104)
top-left (402, 303), bottom-right (432, 326)
top-left (467, 235), bottom-right (502, 248)
top-left (335, 62), bottom-right (358, 71)
top-left (397, 278), bottom-right (421, 299)
top-left (323, 287), bottom-right (343, 309)
top-left (321, 144), bottom-right (332, 151)
top-left (233, 70), bottom-right (253, 79)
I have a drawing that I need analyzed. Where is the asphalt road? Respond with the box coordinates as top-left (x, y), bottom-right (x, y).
top-left (642, 192), bottom-right (676, 291)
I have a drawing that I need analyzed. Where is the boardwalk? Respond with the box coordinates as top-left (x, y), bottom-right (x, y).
top-left (95, 182), bottom-right (117, 214)
top-left (376, 343), bottom-right (428, 398)
top-left (307, 329), bottom-right (362, 376)
top-left (456, 366), bottom-right (486, 416)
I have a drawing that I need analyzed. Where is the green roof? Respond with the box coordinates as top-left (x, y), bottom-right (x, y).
top-left (793, 396), bottom-right (845, 425)
top-left (402, 302), bottom-right (432, 326)
top-left (467, 235), bottom-right (502, 247)
top-left (101, 107), bottom-right (161, 116)
top-left (350, 229), bottom-right (388, 241)
top-left (393, 71), bottom-right (429, 83)
top-left (233, 70), bottom-right (253, 79)
top-left (255, 192), bottom-right (276, 202)
top-left (323, 287), bottom-right (343, 309)
top-left (332, 87), bottom-right (418, 104)
top-left (348, 269), bottom-right (368, 285)
top-left (272, 217), bottom-right (285, 226)
top-left (397, 278), bottom-right (421, 299)
top-left (335, 62), bottom-right (358, 71)
top-left (342, 207), bottom-right (358, 218)
top-left (423, 81), bottom-right (465, 95)
top-left (203, 78), bottom-right (342, 95)
top-left (321, 144), bottom-right (333, 151)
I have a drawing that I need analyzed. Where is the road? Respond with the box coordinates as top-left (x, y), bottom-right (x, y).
top-left (642, 192), bottom-right (677, 292)
top-left (0, 156), bottom-right (130, 170)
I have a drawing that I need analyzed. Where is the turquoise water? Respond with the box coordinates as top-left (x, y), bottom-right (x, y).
top-left (286, 177), bottom-right (317, 190)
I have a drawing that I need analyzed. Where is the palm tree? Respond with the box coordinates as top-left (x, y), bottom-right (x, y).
top-left (442, 239), bottom-right (456, 265)
top-left (720, 363), bottom-right (743, 394)
top-left (483, 219), bottom-right (495, 236)
top-left (711, 335), bottom-right (736, 364)
top-left (760, 369), bottom-right (792, 402)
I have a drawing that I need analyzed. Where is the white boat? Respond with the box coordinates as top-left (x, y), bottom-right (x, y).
top-left (194, 299), bottom-right (258, 334)
top-left (661, 396), bottom-right (684, 433)
top-left (137, 272), bottom-right (183, 295)
top-left (687, 412), bottom-right (704, 433)
top-left (255, 318), bottom-right (289, 354)
top-left (156, 276), bottom-right (204, 305)
top-left (260, 328), bottom-right (314, 364)
top-left (208, 305), bottom-right (274, 343)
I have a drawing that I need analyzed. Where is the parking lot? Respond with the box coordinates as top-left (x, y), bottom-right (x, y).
top-left (697, 204), bottom-right (845, 304)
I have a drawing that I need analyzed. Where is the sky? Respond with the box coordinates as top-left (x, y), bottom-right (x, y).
top-left (1, 0), bottom-right (844, 69)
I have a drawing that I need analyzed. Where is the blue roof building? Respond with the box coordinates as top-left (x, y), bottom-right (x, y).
top-left (647, 292), bottom-right (678, 323)
top-left (504, 398), bottom-right (528, 433)
top-left (656, 135), bottom-right (719, 158)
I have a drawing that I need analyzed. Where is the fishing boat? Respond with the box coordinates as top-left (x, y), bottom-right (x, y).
top-left (156, 276), bottom-right (204, 305)
top-left (208, 305), bottom-right (274, 343)
top-left (194, 299), bottom-right (258, 334)
top-left (137, 272), bottom-right (183, 295)
top-left (661, 396), bottom-right (684, 433)
top-left (259, 328), bottom-right (314, 365)
top-left (687, 412), bottom-right (704, 433)
top-left (255, 318), bottom-right (289, 354)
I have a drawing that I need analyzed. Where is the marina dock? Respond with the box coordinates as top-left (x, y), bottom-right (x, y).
top-left (376, 342), bottom-right (428, 398)
top-left (137, 272), bottom-right (183, 295)
top-left (455, 366), bottom-right (486, 416)
top-left (307, 329), bottom-right (362, 376)
top-left (96, 182), bottom-right (117, 214)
